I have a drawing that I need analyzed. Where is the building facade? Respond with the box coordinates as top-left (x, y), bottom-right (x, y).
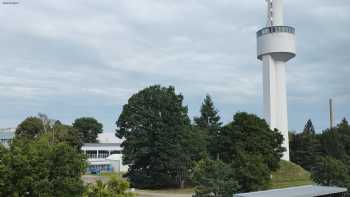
top-left (81, 132), bottom-right (128, 174)
top-left (0, 128), bottom-right (15, 148)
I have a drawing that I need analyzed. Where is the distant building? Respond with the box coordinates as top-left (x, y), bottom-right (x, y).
top-left (234, 185), bottom-right (347, 197)
top-left (0, 128), bottom-right (15, 148)
top-left (81, 132), bottom-right (128, 174)
top-left (0, 128), bottom-right (127, 174)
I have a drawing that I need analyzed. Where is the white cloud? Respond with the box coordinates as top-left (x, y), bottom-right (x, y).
top-left (0, 0), bottom-right (349, 132)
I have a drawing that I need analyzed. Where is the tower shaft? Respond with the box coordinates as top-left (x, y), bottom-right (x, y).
top-left (263, 55), bottom-right (289, 160)
top-left (257, 0), bottom-right (296, 161)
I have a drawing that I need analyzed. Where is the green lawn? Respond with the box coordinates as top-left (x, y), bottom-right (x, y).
top-left (270, 160), bottom-right (313, 189)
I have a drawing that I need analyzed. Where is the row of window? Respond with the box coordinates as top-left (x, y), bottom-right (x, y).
top-left (0, 139), bottom-right (11, 144)
top-left (85, 150), bottom-right (121, 159)
top-left (88, 164), bottom-right (112, 174)
top-left (257, 26), bottom-right (295, 37)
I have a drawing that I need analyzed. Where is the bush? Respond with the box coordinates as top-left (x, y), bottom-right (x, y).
top-left (84, 175), bottom-right (135, 197)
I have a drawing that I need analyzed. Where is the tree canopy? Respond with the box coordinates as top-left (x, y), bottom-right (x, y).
top-left (194, 95), bottom-right (222, 160)
top-left (290, 117), bottom-right (350, 192)
top-left (116, 85), bottom-right (196, 188)
top-left (303, 119), bottom-right (315, 135)
top-left (15, 117), bottom-right (44, 139)
top-left (1, 134), bottom-right (86, 197)
top-left (218, 112), bottom-right (284, 171)
top-left (73, 117), bottom-right (103, 143)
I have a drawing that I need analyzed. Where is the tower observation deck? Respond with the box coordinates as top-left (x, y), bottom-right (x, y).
top-left (257, 0), bottom-right (296, 161)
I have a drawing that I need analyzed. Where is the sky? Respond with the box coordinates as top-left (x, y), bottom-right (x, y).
top-left (0, 0), bottom-right (349, 133)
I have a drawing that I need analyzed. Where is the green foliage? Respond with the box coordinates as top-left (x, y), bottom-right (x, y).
top-left (0, 145), bottom-right (11, 196)
top-left (52, 123), bottom-right (83, 150)
top-left (312, 156), bottom-right (349, 187)
top-left (338, 118), bottom-right (349, 130)
top-left (192, 112), bottom-right (285, 195)
top-left (303, 119), bottom-right (315, 135)
top-left (218, 112), bottom-right (284, 171)
top-left (231, 153), bottom-right (271, 192)
top-left (84, 176), bottom-right (135, 197)
top-left (73, 117), bottom-right (103, 143)
top-left (194, 95), bottom-right (222, 160)
top-left (192, 159), bottom-right (239, 197)
top-left (85, 180), bottom-right (111, 197)
top-left (1, 135), bottom-right (86, 197)
top-left (290, 131), bottom-right (320, 171)
top-left (116, 85), bottom-right (198, 188)
top-left (15, 117), bottom-right (44, 139)
top-left (290, 117), bottom-right (350, 190)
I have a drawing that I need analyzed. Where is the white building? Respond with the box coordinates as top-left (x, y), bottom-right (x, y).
top-left (0, 128), bottom-right (15, 148)
top-left (257, 0), bottom-right (296, 161)
top-left (81, 132), bottom-right (128, 174)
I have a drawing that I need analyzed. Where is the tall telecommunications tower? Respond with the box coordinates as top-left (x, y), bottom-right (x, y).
top-left (257, 0), bottom-right (296, 161)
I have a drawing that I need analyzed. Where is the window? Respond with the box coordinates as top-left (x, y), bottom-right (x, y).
top-left (111, 150), bottom-right (122, 154)
top-left (86, 150), bottom-right (97, 159)
top-left (98, 150), bottom-right (110, 158)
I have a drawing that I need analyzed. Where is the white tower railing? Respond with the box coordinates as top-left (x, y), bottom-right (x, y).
top-left (257, 0), bottom-right (296, 161)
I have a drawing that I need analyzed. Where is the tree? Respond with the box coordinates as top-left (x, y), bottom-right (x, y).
top-left (192, 112), bottom-right (284, 194)
top-left (0, 145), bottom-right (11, 197)
top-left (15, 117), bottom-right (44, 139)
top-left (194, 95), bottom-right (222, 160)
top-left (303, 119), bottom-right (315, 135)
top-left (231, 153), bottom-right (271, 192)
top-left (73, 117), bottom-right (103, 143)
top-left (53, 124), bottom-right (83, 150)
top-left (290, 133), bottom-right (318, 171)
top-left (312, 156), bottom-right (350, 187)
top-left (2, 133), bottom-right (86, 197)
top-left (338, 118), bottom-right (349, 130)
top-left (192, 159), bottom-right (239, 197)
top-left (319, 129), bottom-right (349, 163)
top-left (116, 85), bottom-right (193, 188)
top-left (218, 112), bottom-right (284, 171)
top-left (290, 120), bottom-right (320, 172)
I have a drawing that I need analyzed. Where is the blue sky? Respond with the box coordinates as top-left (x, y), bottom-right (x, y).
top-left (0, 0), bottom-right (349, 133)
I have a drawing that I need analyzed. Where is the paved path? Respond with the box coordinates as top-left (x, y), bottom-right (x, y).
top-left (135, 190), bottom-right (192, 197)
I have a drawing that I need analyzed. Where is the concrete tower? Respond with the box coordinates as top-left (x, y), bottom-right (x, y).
top-left (257, 0), bottom-right (296, 161)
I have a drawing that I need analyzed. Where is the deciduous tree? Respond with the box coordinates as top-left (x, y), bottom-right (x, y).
top-left (116, 85), bottom-right (193, 188)
top-left (73, 117), bottom-right (103, 143)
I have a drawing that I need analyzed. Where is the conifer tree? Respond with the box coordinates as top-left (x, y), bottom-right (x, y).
top-left (338, 118), bottom-right (349, 129)
top-left (303, 119), bottom-right (316, 135)
top-left (194, 94), bottom-right (222, 160)
top-left (290, 119), bottom-right (320, 171)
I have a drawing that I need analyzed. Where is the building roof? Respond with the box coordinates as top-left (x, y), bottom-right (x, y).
top-left (106, 154), bottom-right (122, 161)
top-left (97, 132), bottom-right (124, 144)
top-left (234, 185), bottom-right (347, 197)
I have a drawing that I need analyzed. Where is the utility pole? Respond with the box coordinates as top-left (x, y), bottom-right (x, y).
top-left (329, 98), bottom-right (334, 130)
